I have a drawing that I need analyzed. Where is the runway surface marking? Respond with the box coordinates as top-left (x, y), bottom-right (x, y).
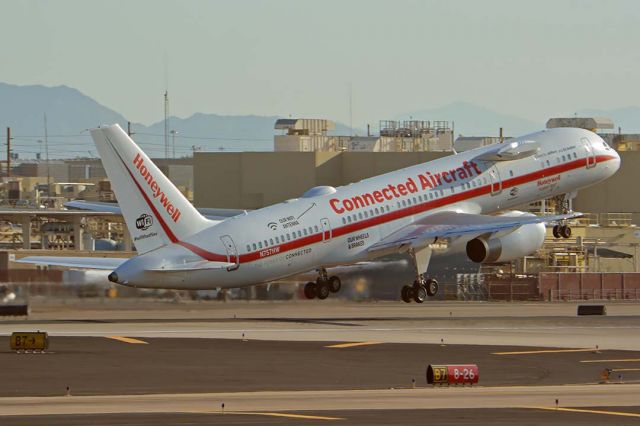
top-left (325, 341), bottom-right (381, 349)
top-left (493, 348), bottom-right (597, 355)
top-left (608, 368), bottom-right (640, 372)
top-left (106, 336), bottom-right (148, 344)
top-left (2, 385), bottom-right (640, 416)
top-left (230, 411), bottom-right (344, 420)
top-left (580, 358), bottom-right (640, 363)
top-left (531, 406), bottom-right (640, 418)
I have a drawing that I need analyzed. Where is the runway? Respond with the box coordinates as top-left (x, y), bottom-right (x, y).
top-left (0, 300), bottom-right (639, 424)
top-left (2, 300), bottom-right (639, 350)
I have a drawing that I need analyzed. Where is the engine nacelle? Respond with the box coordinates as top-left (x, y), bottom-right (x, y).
top-left (465, 211), bottom-right (546, 263)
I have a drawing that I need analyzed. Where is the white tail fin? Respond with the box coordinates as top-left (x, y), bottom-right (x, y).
top-left (90, 124), bottom-right (211, 253)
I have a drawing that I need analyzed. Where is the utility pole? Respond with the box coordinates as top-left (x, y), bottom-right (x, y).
top-left (44, 114), bottom-right (51, 202)
top-left (164, 91), bottom-right (169, 158)
top-left (170, 130), bottom-right (177, 158)
top-left (6, 127), bottom-right (10, 178)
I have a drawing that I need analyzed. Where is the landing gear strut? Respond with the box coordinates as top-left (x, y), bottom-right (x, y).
top-left (401, 246), bottom-right (439, 303)
top-left (303, 268), bottom-right (341, 300)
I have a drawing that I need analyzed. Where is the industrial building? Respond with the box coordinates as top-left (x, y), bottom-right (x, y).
top-left (274, 118), bottom-right (453, 152)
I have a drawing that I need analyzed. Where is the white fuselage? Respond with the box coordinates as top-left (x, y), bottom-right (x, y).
top-left (114, 128), bottom-right (620, 289)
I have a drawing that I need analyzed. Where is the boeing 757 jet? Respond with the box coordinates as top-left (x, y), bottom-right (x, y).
top-left (19, 124), bottom-right (620, 303)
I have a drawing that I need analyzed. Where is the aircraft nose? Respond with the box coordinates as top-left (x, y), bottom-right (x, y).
top-left (612, 149), bottom-right (621, 172)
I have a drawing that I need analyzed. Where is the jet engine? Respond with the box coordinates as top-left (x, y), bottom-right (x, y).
top-left (465, 211), bottom-right (546, 263)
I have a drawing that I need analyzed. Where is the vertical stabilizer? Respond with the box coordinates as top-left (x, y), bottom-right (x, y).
top-left (90, 124), bottom-right (211, 253)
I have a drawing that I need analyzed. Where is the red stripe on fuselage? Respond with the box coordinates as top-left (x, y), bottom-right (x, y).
top-left (116, 141), bottom-right (616, 265)
top-left (238, 154), bottom-right (617, 263)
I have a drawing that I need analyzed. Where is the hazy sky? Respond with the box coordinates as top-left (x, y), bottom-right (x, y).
top-left (2, 0), bottom-right (639, 126)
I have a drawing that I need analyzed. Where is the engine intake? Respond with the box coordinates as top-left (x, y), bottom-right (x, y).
top-left (465, 212), bottom-right (546, 264)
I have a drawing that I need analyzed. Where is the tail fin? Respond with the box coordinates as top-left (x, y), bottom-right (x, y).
top-left (90, 124), bottom-right (211, 254)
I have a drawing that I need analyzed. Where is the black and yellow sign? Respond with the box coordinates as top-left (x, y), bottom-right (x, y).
top-left (10, 332), bottom-right (49, 351)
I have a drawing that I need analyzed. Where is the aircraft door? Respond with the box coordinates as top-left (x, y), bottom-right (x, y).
top-left (582, 137), bottom-right (596, 168)
top-left (220, 235), bottom-right (239, 271)
top-left (489, 166), bottom-right (502, 195)
top-left (320, 218), bottom-right (332, 242)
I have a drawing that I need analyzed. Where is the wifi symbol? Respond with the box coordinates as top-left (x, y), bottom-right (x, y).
top-left (267, 222), bottom-right (278, 230)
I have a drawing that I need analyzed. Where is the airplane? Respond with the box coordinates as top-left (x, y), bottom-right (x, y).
top-left (18, 124), bottom-right (620, 303)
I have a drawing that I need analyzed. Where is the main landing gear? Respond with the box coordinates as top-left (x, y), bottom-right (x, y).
top-left (552, 224), bottom-right (572, 239)
top-left (401, 276), bottom-right (438, 304)
top-left (304, 268), bottom-right (341, 300)
top-left (401, 246), bottom-right (439, 303)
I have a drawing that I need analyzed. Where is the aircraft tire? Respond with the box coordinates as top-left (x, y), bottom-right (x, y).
top-left (304, 282), bottom-right (317, 299)
top-left (328, 276), bottom-right (341, 293)
top-left (413, 285), bottom-right (427, 303)
top-left (560, 225), bottom-right (572, 239)
top-left (426, 278), bottom-right (439, 297)
top-left (317, 281), bottom-right (330, 300)
top-left (552, 224), bottom-right (561, 238)
top-left (401, 285), bottom-right (412, 303)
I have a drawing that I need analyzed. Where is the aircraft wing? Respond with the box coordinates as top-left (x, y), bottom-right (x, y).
top-left (368, 211), bottom-right (580, 253)
top-left (15, 256), bottom-right (127, 270)
top-left (64, 200), bottom-right (247, 221)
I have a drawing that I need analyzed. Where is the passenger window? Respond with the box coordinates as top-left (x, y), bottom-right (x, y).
top-left (397, 202), bottom-right (401, 208)
top-left (375, 207), bottom-right (379, 214)
top-left (358, 212), bottom-right (363, 220)
top-left (562, 155), bottom-right (566, 162)
top-left (413, 197), bottom-right (417, 204)
top-left (263, 240), bottom-right (268, 247)
top-left (308, 227), bottom-right (313, 234)
top-left (450, 187), bottom-right (454, 194)
top-left (258, 241), bottom-right (263, 249)
top-left (342, 217), bottom-right (346, 224)
top-left (573, 152), bottom-right (577, 159)
top-left (270, 238), bottom-right (274, 245)
top-left (347, 216), bottom-right (352, 223)
top-left (303, 229), bottom-right (307, 236)
top-left (275, 236), bottom-right (280, 244)
top-left (252, 243), bottom-right (257, 251)
top-left (546, 160), bottom-right (550, 166)
top-left (402, 200), bottom-right (406, 207)
top-left (246, 245), bottom-right (251, 252)
top-left (364, 211), bottom-right (368, 218)
top-left (386, 205), bottom-right (390, 212)
top-left (314, 225), bottom-right (318, 232)
top-left (509, 170), bottom-right (514, 177)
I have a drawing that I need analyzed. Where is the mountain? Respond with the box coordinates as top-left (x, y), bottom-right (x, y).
top-left (397, 102), bottom-right (542, 138)
top-left (576, 107), bottom-right (640, 133)
top-left (0, 82), bottom-right (361, 158)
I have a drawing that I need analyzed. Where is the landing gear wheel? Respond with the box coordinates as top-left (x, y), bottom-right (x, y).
top-left (426, 278), bottom-right (439, 297)
top-left (560, 224), bottom-right (572, 239)
top-left (316, 281), bottom-right (330, 300)
top-left (328, 276), bottom-right (341, 293)
top-left (401, 285), bottom-right (413, 303)
top-left (304, 282), bottom-right (317, 299)
top-left (413, 285), bottom-right (427, 303)
top-left (552, 224), bottom-right (561, 239)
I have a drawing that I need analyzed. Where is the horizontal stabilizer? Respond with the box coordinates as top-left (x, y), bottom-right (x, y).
top-left (15, 256), bottom-right (127, 270)
top-left (64, 200), bottom-right (247, 221)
